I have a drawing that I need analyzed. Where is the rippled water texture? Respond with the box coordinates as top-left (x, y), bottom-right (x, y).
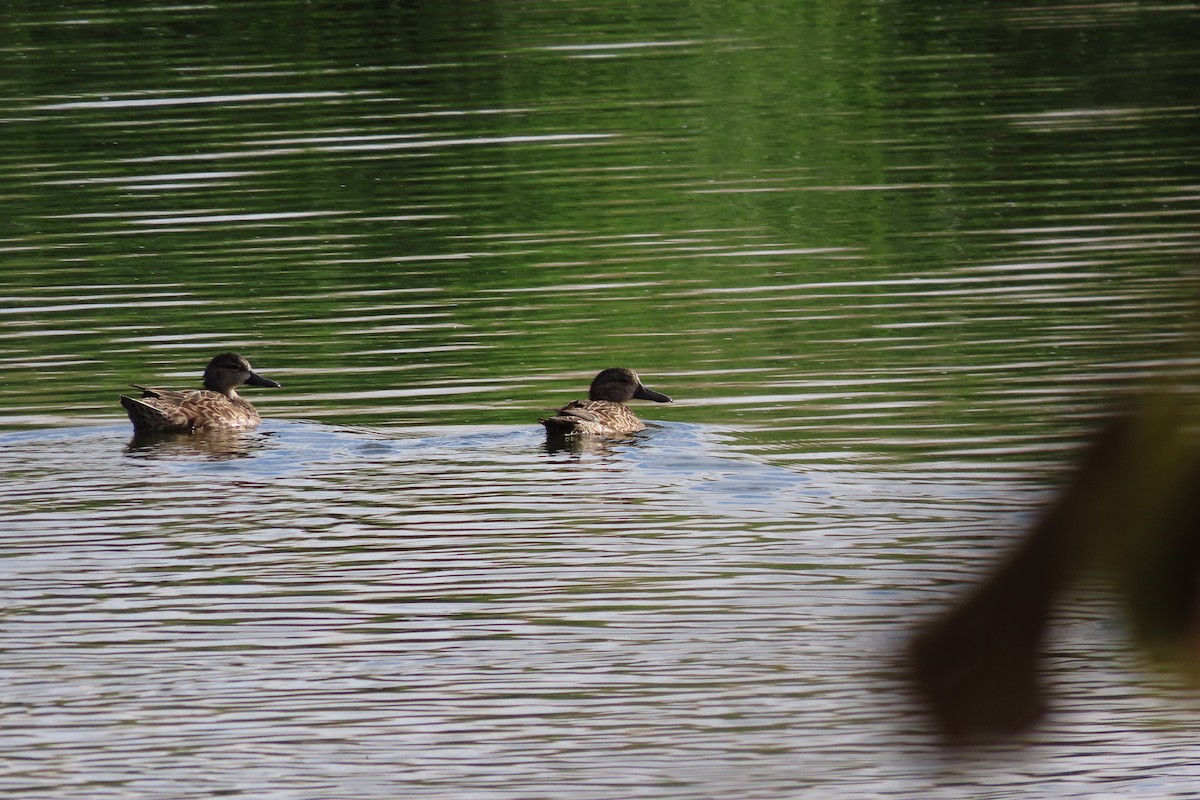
top-left (3, 2), bottom-right (1200, 798)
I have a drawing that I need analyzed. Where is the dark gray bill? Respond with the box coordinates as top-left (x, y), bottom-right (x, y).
top-left (633, 383), bottom-right (671, 403)
top-left (245, 371), bottom-right (282, 388)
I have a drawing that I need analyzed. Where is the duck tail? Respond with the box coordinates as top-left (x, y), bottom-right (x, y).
top-left (120, 394), bottom-right (187, 432)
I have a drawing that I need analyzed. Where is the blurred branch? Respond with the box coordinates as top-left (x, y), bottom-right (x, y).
top-left (909, 390), bottom-right (1200, 741)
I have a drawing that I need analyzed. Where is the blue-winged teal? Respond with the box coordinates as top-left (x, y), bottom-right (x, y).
top-left (540, 368), bottom-right (671, 436)
top-left (120, 352), bottom-right (281, 432)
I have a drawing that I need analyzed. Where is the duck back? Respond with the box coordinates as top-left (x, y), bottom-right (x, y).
top-left (540, 399), bottom-right (646, 436)
top-left (120, 386), bottom-right (262, 432)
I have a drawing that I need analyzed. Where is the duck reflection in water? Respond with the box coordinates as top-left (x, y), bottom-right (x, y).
top-left (120, 352), bottom-right (281, 433)
top-left (910, 389), bottom-right (1200, 741)
top-left (542, 428), bottom-right (656, 457)
top-left (540, 368), bottom-right (672, 439)
top-left (124, 426), bottom-right (277, 461)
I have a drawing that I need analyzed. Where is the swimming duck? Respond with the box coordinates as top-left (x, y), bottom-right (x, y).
top-left (540, 368), bottom-right (671, 436)
top-left (120, 352), bottom-right (281, 432)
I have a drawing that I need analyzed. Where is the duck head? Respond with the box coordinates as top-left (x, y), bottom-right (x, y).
top-left (202, 352), bottom-right (282, 395)
top-left (588, 368), bottom-right (671, 403)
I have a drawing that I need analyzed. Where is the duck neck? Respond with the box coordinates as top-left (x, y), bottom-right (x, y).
top-left (203, 379), bottom-right (237, 398)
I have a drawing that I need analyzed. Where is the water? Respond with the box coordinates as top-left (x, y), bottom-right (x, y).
top-left (3, 1), bottom-right (1200, 797)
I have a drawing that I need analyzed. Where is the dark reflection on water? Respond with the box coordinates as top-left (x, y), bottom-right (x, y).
top-left (541, 428), bottom-right (653, 457)
top-left (124, 427), bottom-right (279, 461)
top-left (2, 0), bottom-right (1200, 797)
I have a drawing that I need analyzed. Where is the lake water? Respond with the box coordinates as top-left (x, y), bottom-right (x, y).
top-left (3, 2), bottom-right (1200, 798)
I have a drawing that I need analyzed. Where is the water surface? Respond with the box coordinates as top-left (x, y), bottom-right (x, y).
top-left (3, 1), bottom-right (1200, 798)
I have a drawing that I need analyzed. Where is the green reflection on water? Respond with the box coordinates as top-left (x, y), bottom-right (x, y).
top-left (0, 1), bottom-right (1196, 466)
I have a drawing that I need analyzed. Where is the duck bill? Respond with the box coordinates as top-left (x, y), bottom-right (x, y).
top-left (245, 371), bottom-right (282, 388)
top-left (633, 383), bottom-right (671, 403)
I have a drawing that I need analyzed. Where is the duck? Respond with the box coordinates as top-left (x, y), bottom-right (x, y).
top-left (540, 368), bottom-right (671, 436)
top-left (120, 352), bottom-right (281, 432)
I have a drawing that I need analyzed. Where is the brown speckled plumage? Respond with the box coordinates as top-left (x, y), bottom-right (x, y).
top-left (120, 352), bottom-right (281, 432)
top-left (540, 368), bottom-right (671, 437)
